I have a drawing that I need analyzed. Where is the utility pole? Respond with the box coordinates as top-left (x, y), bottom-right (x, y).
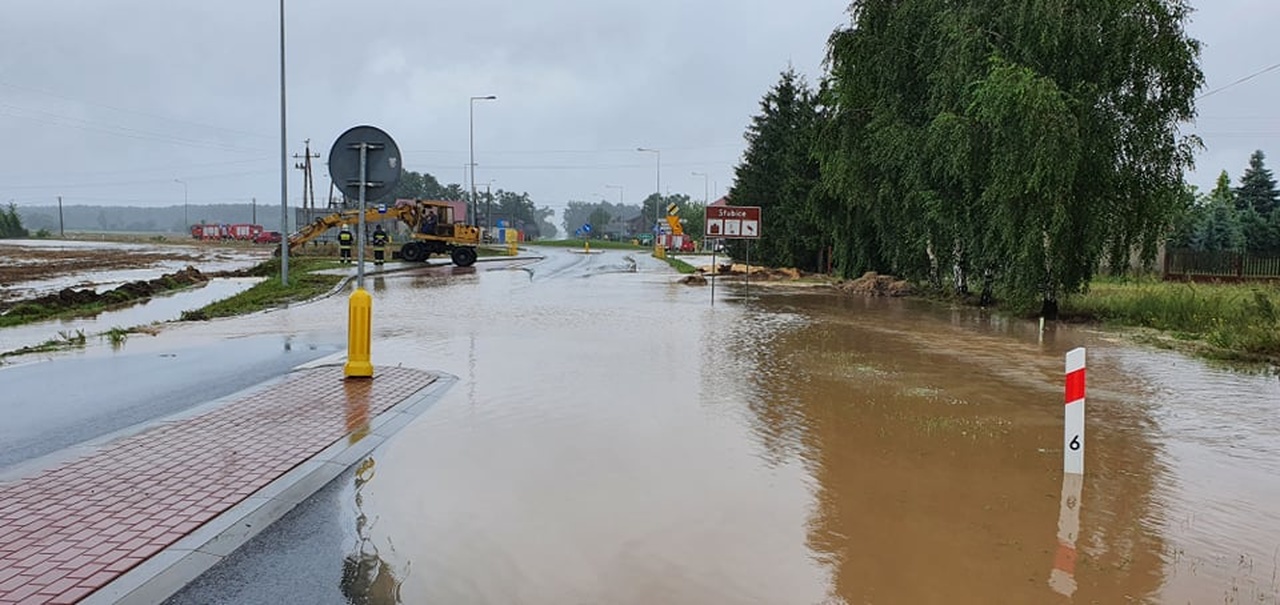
top-left (57, 196), bottom-right (64, 237)
top-left (279, 0), bottom-right (289, 285)
top-left (252, 197), bottom-right (257, 225)
top-left (484, 182), bottom-right (493, 231)
top-left (293, 139), bottom-right (319, 211)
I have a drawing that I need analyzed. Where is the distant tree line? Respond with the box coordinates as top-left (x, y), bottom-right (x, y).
top-left (388, 169), bottom-right (557, 238)
top-left (562, 194), bottom-right (702, 240)
top-left (11, 168), bottom-right (559, 238)
top-left (728, 0), bottom-right (1204, 316)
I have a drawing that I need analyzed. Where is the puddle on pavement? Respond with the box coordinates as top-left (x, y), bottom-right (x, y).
top-left (0, 277), bottom-right (262, 355)
top-left (106, 248), bottom-right (1280, 603)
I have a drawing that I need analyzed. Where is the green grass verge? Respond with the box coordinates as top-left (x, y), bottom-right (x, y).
top-left (528, 238), bottom-right (646, 250)
top-left (1061, 278), bottom-right (1280, 361)
top-left (181, 257), bottom-right (343, 320)
top-left (662, 256), bottom-right (698, 274)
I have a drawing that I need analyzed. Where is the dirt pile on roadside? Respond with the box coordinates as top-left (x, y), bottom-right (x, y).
top-left (836, 271), bottom-right (912, 297)
top-left (1, 266), bottom-right (208, 315)
top-left (699, 262), bottom-right (806, 281)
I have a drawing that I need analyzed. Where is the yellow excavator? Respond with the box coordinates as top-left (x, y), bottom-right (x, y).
top-left (285, 199), bottom-right (481, 267)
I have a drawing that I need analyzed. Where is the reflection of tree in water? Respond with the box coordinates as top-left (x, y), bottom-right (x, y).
top-left (698, 306), bottom-right (812, 468)
top-left (741, 296), bottom-right (1167, 603)
top-left (340, 457), bottom-right (407, 605)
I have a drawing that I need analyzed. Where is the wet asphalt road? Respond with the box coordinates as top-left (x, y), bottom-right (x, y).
top-left (5, 247), bottom-right (1280, 603)
top-left (0, 336), bottom-right (338, 470)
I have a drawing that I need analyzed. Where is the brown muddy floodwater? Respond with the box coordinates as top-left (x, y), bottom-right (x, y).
top-left (145, 248), bottom-right (1280, 604)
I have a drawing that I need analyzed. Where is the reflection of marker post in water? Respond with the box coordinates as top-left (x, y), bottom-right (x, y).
top-left (1064, 347), bottom-right (1085, 474)
top-left (1049, 473), bottom-right (1083, 596)
top-left (1049, 347), bottom-right (1087, 596)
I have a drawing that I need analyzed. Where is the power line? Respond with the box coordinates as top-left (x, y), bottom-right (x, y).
top-left (0, 102), bottom-right (268, 154)
top-left (403, 143), bottom-right (745, 155)
top-left (1198, 61), bottom-right (1280, 100)
top-left (0, 79), bottom-right (274, 140)
top-left (0, 157), bottom-right (271, 180)
top-left (4, 169), bottom-right (276, 190)
top-left (408, 161), bottom-right (737, 171)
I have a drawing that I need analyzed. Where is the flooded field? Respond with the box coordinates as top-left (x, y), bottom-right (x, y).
top-left (24, 245), bottom-right (1279, 604)
top-left (0, 239), bottom-right (268, 302)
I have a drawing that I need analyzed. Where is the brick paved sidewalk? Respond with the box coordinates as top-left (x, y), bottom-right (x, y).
top-left (0, 366), bottom-right (437, 605)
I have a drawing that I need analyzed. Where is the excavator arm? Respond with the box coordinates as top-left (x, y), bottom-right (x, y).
top-left (287, 205), bottom-right (413, 251)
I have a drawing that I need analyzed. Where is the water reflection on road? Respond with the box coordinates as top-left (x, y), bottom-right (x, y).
top-left (156, 249), bottom-right (1278, 603)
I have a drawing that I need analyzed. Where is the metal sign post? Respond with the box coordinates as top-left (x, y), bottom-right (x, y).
top-left (356, 143), bottom-right (369, 289)
top-left (327, 125), bottom-right (402, 379)
top-left (704, 205), bottom-right (762, 306)
top-left (710, 246), bottom-right (716, 306)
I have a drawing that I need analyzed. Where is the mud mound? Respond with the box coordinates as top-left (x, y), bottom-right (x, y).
top-left (699, 263), bottom-right (805, 281)
top-left (837, 271), bottom-right (913, 297)
top-left (680, 274), bottom-right (708, 286)
top-left (1, 266), bottom-right (208, 316)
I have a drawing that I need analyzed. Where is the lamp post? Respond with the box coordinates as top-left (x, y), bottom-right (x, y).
top-left (469, 95), bottom-right (497, 226)
top-left (605, 184), bottom-right (623, 205)
top-left (173, 178), bottom-right (188, 230)
top-left (692, 171), bottom-right (709, 205)
top-left (279, 0), bottom-right (289, 284)
top-left (636, 148), bottom-right (660, 238)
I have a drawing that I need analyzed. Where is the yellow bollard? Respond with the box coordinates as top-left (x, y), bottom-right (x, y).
top-left (344, 287), bottom-right (373, 378)
top-left (654, 244), bottom-right (666, 259)
top-left (585, 240), bottom-right (590, 253)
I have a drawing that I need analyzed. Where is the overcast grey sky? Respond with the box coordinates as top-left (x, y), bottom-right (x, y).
top-left (1, 0), bottom-right (1276, 220)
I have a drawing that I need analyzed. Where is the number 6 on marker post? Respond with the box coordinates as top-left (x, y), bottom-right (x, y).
top-left (1064, 348), bottom-right (1086, 475)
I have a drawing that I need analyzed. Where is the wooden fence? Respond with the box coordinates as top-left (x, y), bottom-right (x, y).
top-left (1163, 249), bottom-right (1280, 281)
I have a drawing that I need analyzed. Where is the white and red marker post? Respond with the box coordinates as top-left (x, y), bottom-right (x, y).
top-left (1049, 347), bottom-right (1087, 596)
top-left (1064, 347), bottom-right (1086, 475)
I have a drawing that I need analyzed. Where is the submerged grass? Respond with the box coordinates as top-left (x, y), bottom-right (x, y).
top-left (1061, 278), bottom-right (1280, 361)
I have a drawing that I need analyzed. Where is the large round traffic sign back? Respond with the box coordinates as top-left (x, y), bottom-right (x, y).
top-left (328, 125), bottom-right (403, 202)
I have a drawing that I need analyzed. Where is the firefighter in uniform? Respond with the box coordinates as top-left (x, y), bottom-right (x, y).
top-left (372, 225), bottom-right (389, 267)
top-left (337, 224), bottom-right (354, 264)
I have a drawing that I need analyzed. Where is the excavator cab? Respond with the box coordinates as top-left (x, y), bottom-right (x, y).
top-left (397, 200), bottom-right (481, 266)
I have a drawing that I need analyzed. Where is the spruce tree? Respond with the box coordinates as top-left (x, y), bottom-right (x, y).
top-left (1235, 150), bottom-right (1279, 216)
top-left (729, 68), bottom-right (829, 272)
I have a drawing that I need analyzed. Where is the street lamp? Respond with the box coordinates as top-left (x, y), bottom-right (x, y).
top-left (636, 148), bottom-right (660, 238)
top-left (174, 178), bottom-right (188, 229)
top-left (469, 94), bottom-right (497, 226)
top-left (692, 171), bottom-right (709, 205)
top-left (605, 184), bottom-right (623, 205)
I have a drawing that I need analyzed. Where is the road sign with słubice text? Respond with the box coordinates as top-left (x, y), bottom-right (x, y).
top-left (704, 205), bottom-right (761, 239)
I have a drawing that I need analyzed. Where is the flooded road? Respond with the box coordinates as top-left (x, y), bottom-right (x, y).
top-left (77, 247), bottom-right (1279, 604)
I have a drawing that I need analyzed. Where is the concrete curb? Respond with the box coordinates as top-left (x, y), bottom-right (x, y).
top-left (78, 370), bottom-right (457, 605)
